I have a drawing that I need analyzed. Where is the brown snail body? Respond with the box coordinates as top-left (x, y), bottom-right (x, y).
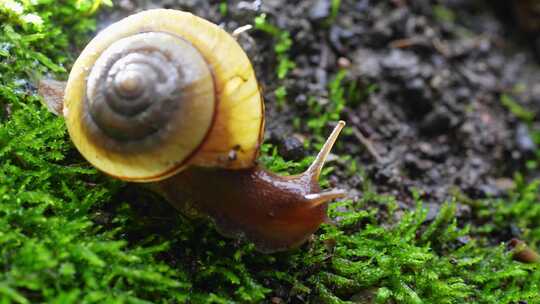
top-left (155, 130), bottom-right (345, 252)
top-left (39, 9), bottom-right (346, 253)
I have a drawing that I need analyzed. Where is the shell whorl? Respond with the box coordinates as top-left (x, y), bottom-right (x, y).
top-left (64, 9), bottom-right (264, 182)
top-left (84, 32), bottom-right (213, 152)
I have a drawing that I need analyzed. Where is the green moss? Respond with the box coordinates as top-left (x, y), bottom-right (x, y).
top-left (433, 5), bottom-right (456, 23)
top-left (500, 93), bottom-right (535, 123)
top-left (219, 1), bottom-right (228, 17)
top-left (322, 0), bottom-right (341, 26)
top-left (253, 13), bottom-right (296, 110)
top-left (472, 175), bottom-right (540, 247)
top-left (274, 85), bottom-right (287, 109)
top-left (254, 13), bottom-right (296, 81)
top-left (1, 2), bottom-right (540, 303)
top-left (306, 70), bottom-right (362, 143)
top-left (329, 0), bottom-right (341, 22)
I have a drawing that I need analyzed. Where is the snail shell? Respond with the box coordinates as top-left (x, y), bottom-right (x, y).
top-left (64, 9), bottom-right (264, 182)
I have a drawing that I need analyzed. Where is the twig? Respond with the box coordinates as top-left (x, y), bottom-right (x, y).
top-left (351, 126), bottom-right (383, 163)
top-left (389, 36), bottom-right (427, 49)
top-left (232, 24), bottom-right (253, 39)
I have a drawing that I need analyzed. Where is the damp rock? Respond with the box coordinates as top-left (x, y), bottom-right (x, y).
top-left (353, 48), bottom-right (382, 79)
top-left (381, 49), bottom-right (419, 72)
top-left (419, 108), bottom-right (454, 136)
top-left (308, 0), bottom-right (330, 21)
top-left (279, 136), bottom-right (305, 161)
top-left (516, 123), bottom-right (536, 154)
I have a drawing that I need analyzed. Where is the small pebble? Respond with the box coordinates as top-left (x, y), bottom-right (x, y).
top-left (279, 136), bottom-right (305, 161)
top-left (337, 57), bottom-right (351, 69)
top-left (308, 0), bottom-right (330, 21)
top-left (516, 123), bottom-right (536, 153)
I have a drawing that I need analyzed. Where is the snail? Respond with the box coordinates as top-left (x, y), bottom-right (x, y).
top-left (39, 9), bottom-right (346, 253)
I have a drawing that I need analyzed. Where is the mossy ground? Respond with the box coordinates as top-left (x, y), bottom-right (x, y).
top-left (1, 1), bottom-right (540, 303)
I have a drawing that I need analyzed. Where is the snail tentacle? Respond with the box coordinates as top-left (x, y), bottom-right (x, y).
top-left (304, 120), bottom-right (346, 183)
top-left (304, 189), bottom-right (347, 208)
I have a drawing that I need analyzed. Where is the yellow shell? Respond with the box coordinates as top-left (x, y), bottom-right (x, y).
top-left (64, 9), bottom-right (264, 182)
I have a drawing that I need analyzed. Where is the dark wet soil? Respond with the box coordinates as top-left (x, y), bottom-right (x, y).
top-left (98, 0), bottom-right (540, 210)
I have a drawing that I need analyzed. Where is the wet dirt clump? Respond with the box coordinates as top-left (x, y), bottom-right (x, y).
top-left (341, 0), bottom-right (540, 205)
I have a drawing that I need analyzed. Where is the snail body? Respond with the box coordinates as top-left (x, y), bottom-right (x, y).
top-left (40, 9), bottom-right (345, 253)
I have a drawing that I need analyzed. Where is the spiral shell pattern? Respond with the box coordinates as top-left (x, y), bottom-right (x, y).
top-left (84, 32), bottom-right (213, 152)
top-left (63, 9), bottom-right (264, 182)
